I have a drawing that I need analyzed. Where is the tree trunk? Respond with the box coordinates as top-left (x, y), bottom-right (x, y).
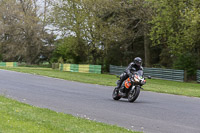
top-left (144, 31), bottom-right (151, 67)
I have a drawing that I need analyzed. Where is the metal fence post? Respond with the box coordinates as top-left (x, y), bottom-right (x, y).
top-left (197, 70), bottom-right (200, 83)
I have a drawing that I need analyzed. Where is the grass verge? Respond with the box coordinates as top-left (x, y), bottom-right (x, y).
top-left (1, 67), bottom-right (200, 98)
top-left (0, 96), bottom-right (137, 133)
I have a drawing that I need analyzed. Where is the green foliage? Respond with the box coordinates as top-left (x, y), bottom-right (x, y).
top-left (57, 57), bottom-right (64, 64)
top-left (148, 0), bottom-right (200, 53)
top-left (52, 36), bottom-right (87, 64)
top-left (50, 0), bottom-right (106, 64)
top-left (159, 48), bottom-right (173, 68)
top-left (0, 54), bottom-right (2, 61)
top-left (50, 0), bottom-right (153, 66)
top-left (173, 53), bottom-right (197, 77)
top-left (149, 0), bottom-right (191, 52)
top-left (147, 0), bottom-right (200, 74)
top-left (1, 0), bottom-right (200, 74)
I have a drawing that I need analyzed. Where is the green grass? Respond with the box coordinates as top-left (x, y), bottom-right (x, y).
top-left (144, 79), bottom-right (200, 97)
top-left (0, 96), bottom-right (137, 133)
top-left (1, 67), bottom-right (117, 86)
top-left (1, 67), bottom-right (200, 98)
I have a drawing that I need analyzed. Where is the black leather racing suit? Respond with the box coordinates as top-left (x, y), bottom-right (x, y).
top-left (116, 62), bottom-right (143, 92)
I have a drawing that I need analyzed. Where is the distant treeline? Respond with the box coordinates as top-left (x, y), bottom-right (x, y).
top-left (0, 0), bottom-right (199, 79)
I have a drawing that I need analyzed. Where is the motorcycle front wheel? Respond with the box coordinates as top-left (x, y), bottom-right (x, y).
top-left (112, 87), bottom-right (121, 100)
top-left (128, 86), bottom-right (140, 102)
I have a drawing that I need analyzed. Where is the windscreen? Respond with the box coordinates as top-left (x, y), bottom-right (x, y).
top-left (136, 70), bottom-right (143, 77)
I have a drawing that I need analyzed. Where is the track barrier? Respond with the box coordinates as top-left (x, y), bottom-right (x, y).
top-left (59, 64), bottom-right (101, 74)
top-left (110, 65), bottom-right (184, 82)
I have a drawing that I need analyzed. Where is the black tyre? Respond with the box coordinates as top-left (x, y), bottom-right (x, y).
top-left (112, 88), bottom-right (121, 100)
top-left (128, 86), bottom-right (140, 102)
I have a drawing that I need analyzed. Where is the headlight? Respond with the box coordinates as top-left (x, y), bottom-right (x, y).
top-left (134, 77), bottom-right (139, 82)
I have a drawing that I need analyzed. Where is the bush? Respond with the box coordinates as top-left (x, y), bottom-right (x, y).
top-left (173, 53), bottom-right (197, 80)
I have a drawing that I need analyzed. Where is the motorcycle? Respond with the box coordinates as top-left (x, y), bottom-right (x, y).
top-left (112, 70), bottom-right (151, 102)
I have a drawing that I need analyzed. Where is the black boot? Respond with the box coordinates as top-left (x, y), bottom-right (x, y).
top-left (119, 87), bottom-right (126, 97)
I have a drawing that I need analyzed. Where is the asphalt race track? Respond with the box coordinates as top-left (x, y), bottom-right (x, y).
top-left (0, 69), bottom-right (200, 133)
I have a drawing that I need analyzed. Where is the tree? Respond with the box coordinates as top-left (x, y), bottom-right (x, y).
top-left (92, 0), bottom-right (154, 66)
top-left (148, 0), bottom-right (200, 54)
top-left (50, 0), bottom-right (156, 68)
top-left (50, 0), bottom-right (91, 63)
top-left (148, 0), bottom-right (200, 78)
top-left (0, 0), bottom-right (54, 64)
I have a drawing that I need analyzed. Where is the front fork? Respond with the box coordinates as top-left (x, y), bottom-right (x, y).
top-left (130, 86), bottom-right (135, 93)
top-left (130, 85), bottom-right (140, 93)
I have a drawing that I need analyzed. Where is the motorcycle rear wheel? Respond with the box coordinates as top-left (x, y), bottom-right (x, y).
top-left (112, 88), bottom-right (121, 100)
top-left (128, 86), bottom-right (140, 102)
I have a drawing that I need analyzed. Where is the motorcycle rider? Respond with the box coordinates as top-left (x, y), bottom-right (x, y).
top-left (116, 57), bottom-right (143, 94)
